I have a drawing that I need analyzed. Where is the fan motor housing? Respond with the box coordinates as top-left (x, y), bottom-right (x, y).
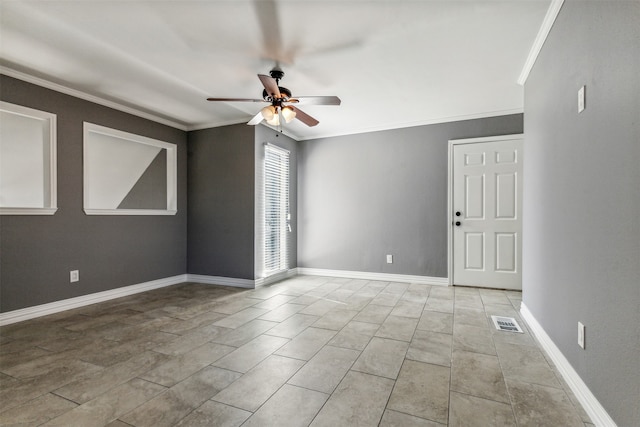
top-left (263, 86), bottom-right (292, 101)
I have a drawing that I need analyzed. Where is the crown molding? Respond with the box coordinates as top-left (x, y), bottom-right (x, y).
top-left (0, 66), bottom-right (188, 131)
top-left (518, 0), bottom-right (565, 85)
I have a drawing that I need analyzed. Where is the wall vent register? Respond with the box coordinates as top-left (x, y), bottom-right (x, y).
top-left (491, 315), bottom-right (524, 333)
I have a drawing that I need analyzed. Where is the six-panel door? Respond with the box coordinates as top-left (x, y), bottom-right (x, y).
top-left (452, 137), bottom-right (523, 290)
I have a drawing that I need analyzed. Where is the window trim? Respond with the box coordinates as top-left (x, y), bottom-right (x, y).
top-left (0, 101), bottom-right (57, 215)
top-left (83, 122), bottom-right (177, 216)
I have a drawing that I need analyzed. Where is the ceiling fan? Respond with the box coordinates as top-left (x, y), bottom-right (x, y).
top-left (206, 67), bottom-right (341, 127)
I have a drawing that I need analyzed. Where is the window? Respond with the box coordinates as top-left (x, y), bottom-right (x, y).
top-left (83, 122), bottom-right (177, 215)
top-left (264, 143), bottom-right (290, 276)
top-left (0, 102), bottom-right (57, 215)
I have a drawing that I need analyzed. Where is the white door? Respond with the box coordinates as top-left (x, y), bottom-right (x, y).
top-left (451, 135), bottom-right (523, 290)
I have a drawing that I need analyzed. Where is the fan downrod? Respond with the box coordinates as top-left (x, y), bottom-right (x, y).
top-left (269, 67), bottom-right (285, 83)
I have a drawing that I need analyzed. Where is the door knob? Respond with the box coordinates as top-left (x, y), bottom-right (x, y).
top-left (455, 211), bottom-right (461, 216)
top-left (455, 221), bottom-right (461, 226)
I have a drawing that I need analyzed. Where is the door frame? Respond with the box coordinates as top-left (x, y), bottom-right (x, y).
top-left (447, 134), bottom-right (524, 286)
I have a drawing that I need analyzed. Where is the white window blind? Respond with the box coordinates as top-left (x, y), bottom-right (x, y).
top-left (264, 144), bottom-right (290, 276)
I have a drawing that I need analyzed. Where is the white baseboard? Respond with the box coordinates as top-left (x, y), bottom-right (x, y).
top-left (187, 269), bottom-right (298, 289)
top-left (0, 274), bottom-right (187, 326)
top-left (186, 274), bottom-right (255, 289)
top-left (255, 269), bottom-right (298, 287)
top-left (520, 303), bottom-right (617, 427)
top-left (296, 268), bottom-right (449, 286)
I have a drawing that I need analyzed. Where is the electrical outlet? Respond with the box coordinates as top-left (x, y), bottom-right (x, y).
top-left (578, 322), bottom-right (585, 349)
top-left (578, 85), bottom-right (586, 113)
top-left (386, 254), bottom-right (393, 264)
top-left (70, 270), bottom-right (79, 283)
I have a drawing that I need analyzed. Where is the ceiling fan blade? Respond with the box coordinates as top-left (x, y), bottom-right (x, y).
top-left (291, 96), bottom-right (341, 106)
top-left (258, 74), bottom-right (281, 99)
top-left (247, 112), bottom-right (264, 126)
top-left (207, 97), bottom-right (266, 102)
top-left (253, 0), bottom-right (284, 62)
top-left (291, 106), bottom-right (319, 127)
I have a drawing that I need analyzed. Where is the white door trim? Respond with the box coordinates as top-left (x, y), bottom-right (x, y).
top-left (447, 134), bottom-right (524, 286)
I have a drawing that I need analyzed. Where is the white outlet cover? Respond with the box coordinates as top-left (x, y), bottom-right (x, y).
top-left (578, 321), bottom-right (585, 348)
top-left (578, 85), bottom-right (585, 113)
top-left (70, 270), bottom-right (79, 283)
top-left (386, 254), bottom-right (393, 264)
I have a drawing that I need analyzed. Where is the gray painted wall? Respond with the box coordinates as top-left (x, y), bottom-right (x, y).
top-left (0, 75), bottom-right (188, 312)
top-left (522, 2), bottom-right (640, 425)
top-left (297, 115), bottom-right (523, 277)
top-left (187, 124), bottom-right (256, 279)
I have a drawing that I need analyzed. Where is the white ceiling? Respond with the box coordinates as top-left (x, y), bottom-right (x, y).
top-left (0, 0), bottom-right (550, 141)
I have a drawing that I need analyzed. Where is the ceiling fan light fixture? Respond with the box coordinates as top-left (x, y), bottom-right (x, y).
top-left (281, 106), bottom-right (296, 123)
top-left (266, 110), bottom-right (280, 126)
top-left (261, 105), bottom-right (276, 120)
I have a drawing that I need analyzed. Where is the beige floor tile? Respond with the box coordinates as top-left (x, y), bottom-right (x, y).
top-left (495, 341), bottom-right (561, 388)
top-left (140, 342), bottom-right (235, 386)
top-left (212, 334), bottom-right (289, 373)
top-left (312, 309), bottom-right (359, 330)
top-left (407, 330), bottom-right (452, 367)
top-left (212, 355), bottom-right (304, 412)
top-left (242, 384), bottom-right (329, 427)
top-left (327, 320), bottom-right (379, 350)
top-left (353, 304), bottom-right (393, 324)
top-left (380, 409), bottom-right (445, 426)
top-left (390, 300), bottom-right (425, 318)
top-left (1, 365), bottom-right (95, 412)
top-left (0, 392), bottom-right (77, 426)
top-left (275, 327), bottom-right (336, 361)
top-left (417, 310), bottom-right (453, 334)
top-left (454, 293), bottom-right (484, 309)
top-left (41, 378), bottom-right (165, 427)
top-left (258, 303), bottom-right (307, 322)
top-left (454, 307), bottom-right (490, 328)
top-left (453, 323), bottom-right (497, 356)
top-left (211, 297), bottom-right (259, 315)
top-left (428, 287), bottom-right (455, 300)
top-left (0, 280), bottom-right (592, 427)
top-left (352, 337), bottom-right (409, 379)
top-left (507, 379), bottom-right (584, 427)
top-left (152, 330), bottom-right (216, 356)
top-left (424, 298), bottom-right (454, 313)
top-left (210, 318), bottom-right (277, 347)
top-left (174, 401), bottom-right (251, 427)
top-left (264, 313), bottom-right (320, 339)
top-left (370, 292), bottom-right (402, 307)
top-left (376, 315), bottom-right (419, 342)
top-left (479, 290), bottom-right (513, 306)
top-left (251, 294), bottom-right (296, 310)
top-left (120, 366), bottom-right (240, 427)
top-left (451, 350), bottom-right (510, 403)
top-left (387, 360), bottom-right (450, 424)
top-left (385, 282), bottom-right (410, 294)
top-left (341, 294), bottom-right (373, 311)
top-left (54, 350), bottom-right (170, 404)
top-left (310, 371), bottom-right (394, 427)
top-left (212, 307), bottom-right (268, 329)
top-left (448, 391), bottom-right (516, 426)
top-left (289, 345), bottom-right (360, 393)
top-left (299, 299), bottom-right (344, 316)
top-left (158, 311), bottom-right (227, 335)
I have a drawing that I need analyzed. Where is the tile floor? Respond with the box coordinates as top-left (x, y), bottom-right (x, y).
top-left (0, 276), bottom-right (593, 426)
